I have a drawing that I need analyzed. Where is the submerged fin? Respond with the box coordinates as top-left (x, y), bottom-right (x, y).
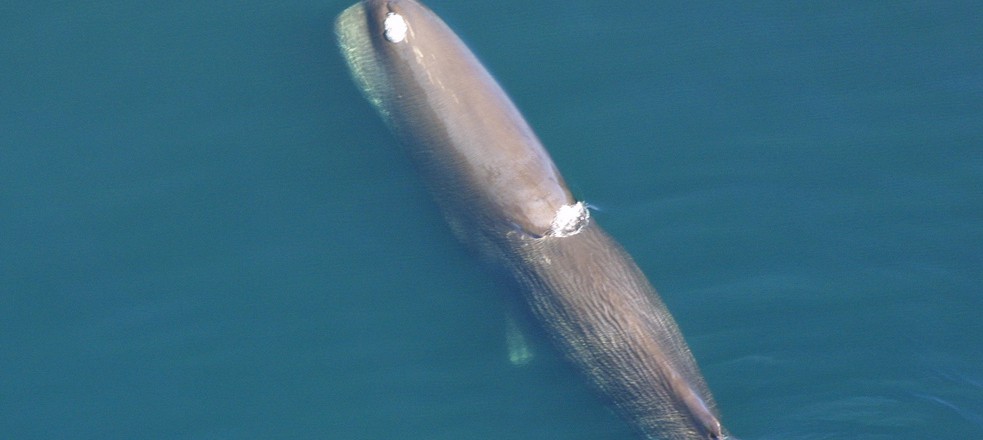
top-left (505, 311), bottom-right (534, 366)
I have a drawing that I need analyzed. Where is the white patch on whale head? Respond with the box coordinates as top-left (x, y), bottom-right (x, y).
top-left (549, 202), bottom-right (590, 237)
top-left (383, 12), bottom-right (408, 43)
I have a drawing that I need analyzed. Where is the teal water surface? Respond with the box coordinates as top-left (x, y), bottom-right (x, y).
top-left (2, 1), bottom-right (980, 439)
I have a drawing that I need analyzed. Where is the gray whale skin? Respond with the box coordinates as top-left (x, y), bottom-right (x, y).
top-left (335, 1), bottom-right (730, 438)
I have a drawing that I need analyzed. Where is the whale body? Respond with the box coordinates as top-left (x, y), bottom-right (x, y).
top-left (335, 1), bottom-right (728, 438)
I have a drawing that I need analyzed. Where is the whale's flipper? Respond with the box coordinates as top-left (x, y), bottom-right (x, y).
top-left (505, 310), bottom-right (534, 366)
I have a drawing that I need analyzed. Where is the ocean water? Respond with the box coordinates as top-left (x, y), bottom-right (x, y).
top-left (1, 1), bottom-right (980, 439)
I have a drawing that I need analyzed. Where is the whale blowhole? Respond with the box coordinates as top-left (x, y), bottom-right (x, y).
top-left (549, 202), bottom-right (590, 237)
top-left (383, 12), bottom-right (408, 43)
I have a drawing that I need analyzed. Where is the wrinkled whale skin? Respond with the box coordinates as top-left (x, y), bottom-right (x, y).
top-left (335, 1), bottom-right (728, 438)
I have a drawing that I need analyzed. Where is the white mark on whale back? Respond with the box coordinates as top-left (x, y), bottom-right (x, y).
top-left (549, 201), bottom-right (590, 237)
top-left (383, 12), bottom-right (408, 43)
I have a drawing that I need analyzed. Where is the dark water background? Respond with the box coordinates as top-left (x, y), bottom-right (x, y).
top-left (2, 1), bottom-right (980, 439)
